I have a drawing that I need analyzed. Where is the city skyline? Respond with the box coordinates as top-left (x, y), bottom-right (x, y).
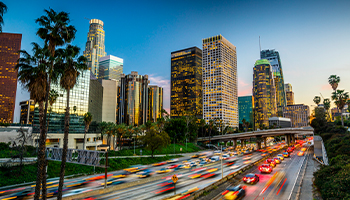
top-left (3, 0), bottom-right (350, 122)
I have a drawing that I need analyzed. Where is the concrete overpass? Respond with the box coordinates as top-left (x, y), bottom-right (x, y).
top-left (198, 127), bottom-right (314, 149)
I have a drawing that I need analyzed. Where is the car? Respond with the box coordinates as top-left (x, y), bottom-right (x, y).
top-left (282, 152), bottom-right (290, 157)
top-left (137, 169), bottom-right (153, 178)
top-left (157, 168), bottom-right (172, 174)
top-left (167, 158), bottom-right (179, 163)
top-left (210, 156), bottom-right (220, 162)
top-left (265, 159), bottom-right (276, 167)
top-left (198, 161), bottom-right (207, 166)
top-left (222, 185), bottom-right (246, 200)
top-left (180, 164), bottom-right (191, 169)
top-left (277, 154), bottom-right (284, 160)
top-left (243, 173), bottom-right (259, 184)
top-left (191, 154), bottom-right (200, 158)
top-left (297, 151), bottom-right (305, 156)
top-left (261, 153), bottom-right (268, 157)
top-left (153, 161), bottom-right (167, 166)
top-left (62, 188), bottom-right (93, 197)
top-left (273, 157), bottom-right (282, 164)
top-left (168, 164), bottom-right (179, 169)
top-left (112, 172), bottom-right (129, 178)
top-left (225, 161), bottom-right (236, 166)
top-left (222, 154), bottom-right (230, 160)
top-left (301, 147), bottom-right (307, 152)
top-left (259, 164), bottom-right (273, 173)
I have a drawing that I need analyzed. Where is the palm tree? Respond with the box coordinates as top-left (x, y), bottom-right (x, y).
top-left (328, 75), bottom-right (340, 91)
top-left (83, 112), bottom-right (92, 150)
top-left (34, 9), bottom-right (76, 200)
top-left (199, 119), bottom-right (205, 138)
top-left (0, 1), bottom-right (7, 32)
top-left (331, 90), bottom-right (349, 126)
top-left (114, 124), bottom-right (127, 151)
top-left (16, 43), bottom-right (52, 199)
top-left (323, 98), bottom-right (331, 121)
top-left (47, 89), bottom-right (59, 130)
top-left (313, 96), bottom-right (321, 106)
top-left (56, 45), bottom-right (87, 199)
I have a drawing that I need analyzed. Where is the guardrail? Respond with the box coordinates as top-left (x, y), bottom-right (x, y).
top-left (163, 147), bottom-right (288, 200)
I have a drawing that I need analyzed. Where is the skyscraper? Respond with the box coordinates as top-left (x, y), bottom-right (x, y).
top-left (170, 47), bottom-right (202, 118)
top-left (20, 100), bottom-right (34, 124)
top-left (98, 55), bottom-right (123, 82)
top-left (260, 49), bottom-right (286, 116)
top-left (118, 72), bottom-right (149, 126)
top-left (202, 35), bottom-right (238, 127)
top-left (253, 59), bottom-right (277, 129)
top-left (148, 85), bottom-right (163, 122)
top-left (83, 19), bottom-right (107, 78)
top-left (283, 104), bottom-right (310, 127)
top-left (102, 79), bottom-right (118, 123)
top-left (285, 83), bottom-right (294, 105)
top-left (238, 96), bottom-right (254, 125)
top-left (0, 33), bottom-right (22, 123)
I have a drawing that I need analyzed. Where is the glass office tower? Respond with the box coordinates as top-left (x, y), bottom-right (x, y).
top-left (0, 33), bottom-right (22, 123)
top-left (285, 83), bottom-right (294, 105)
top-left (260, 49), bottom-right (286, 116)
top-left (170, 47), bottom-right (202, 119)
top-left (238, 96), bottom-right (254, 125)
top-left (148, 85), bottom-right (163, 122)
top-left (283, 104), bottom-right (310, 127)
top-left (253, 59), bottom-right (277, 129)
top-left (118, 72), bottom-right (149, 126)
top-left (202, 35), bottom-right (238, 127)
top-left (83, 19), bottom-right (107, 78)
top-left (20, 100), bottom-right (35, 124)
top-left (98, 55), bottom-right (123, 82)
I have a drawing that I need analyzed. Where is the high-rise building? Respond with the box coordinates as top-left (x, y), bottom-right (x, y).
top-left (253, 59), bottom-right (277, 129)
top-left (98, 55), bottom-right (123, 82)
top-left (19, 100), bottom-right (34, 124)
top-left (102, 79), bottom-right (118, 123)
top-left (117, 72), bottom-right (149, 126)
top-left (170, 47), bottom-right (202, 119)
top-left (0, 33), bottom-right (22, 123)
top-left (285, 83), bottom-right (294, 106)
top-left (32, 70), bottom-right (103, 133)
top-left (202, 35), bottom-right (238, 127)
top-left (148, 85), bottom-right (163, 122)
top-left (261, 49), bottom-right (286, 116)
top-left (83, 19), bottom-right (107, 78)
top-left (238, 96), bottom-right (254, 125)
top-left (283, 104), bottom-right (310, 127)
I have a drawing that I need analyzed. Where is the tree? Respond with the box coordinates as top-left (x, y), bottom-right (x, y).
top-left (34, 9), bottom-right (76, 200)
top-left (47, 89), bottom-right (59, 131)
top-left (83, 112), bottom-right (92, 150)
top-left (199, 119), bottom-right (205, 138)
top-left (323, 98), bottom-right (331, 121)
top-left (331, 90), bottom-right (349, 126)
top-left (141, 126), bottom-right (170, 157)
top-left (114, 123), bottom-right (126, 150)
top-left (12, 127), bottom-right (31, 172)
top-left (328, 75), bottom-right (340, 91)
top-left (0, 1), bottom-right (7, 32)
top-left (313, 96), bottom-right (321, 106)
top-left (56, 44), bottom-right (87, 199)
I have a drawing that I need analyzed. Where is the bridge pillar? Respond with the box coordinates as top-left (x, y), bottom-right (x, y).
top-left (263, 137), bottom-right (267, 147)
top-left (286, 135), bottom-right (291, 145)
top-left (257, 141), bottom-right (261, 150)
top-left (291, 135), bottom-right (295, 143)
top-left (233, 139), bottom-right (237, 149)
top-left (243, 139), bottom-right (247, 147)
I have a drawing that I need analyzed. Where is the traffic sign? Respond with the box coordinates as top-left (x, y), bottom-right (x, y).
top-left (172, 174), bottom-right (178, 183)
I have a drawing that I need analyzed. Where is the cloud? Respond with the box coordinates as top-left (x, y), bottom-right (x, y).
top-left (321, 84), bottom-right (332, 91)
top-left (238, 78), bottom-right (252, 96)
top-left (148, 74), bottom-right (171, 111)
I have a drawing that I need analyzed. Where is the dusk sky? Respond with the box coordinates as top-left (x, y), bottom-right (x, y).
top-left (3, 0), bottom-right (350, 122)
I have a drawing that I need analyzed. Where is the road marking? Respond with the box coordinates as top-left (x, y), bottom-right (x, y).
top-left (276, 178), bottom-right (287, 195)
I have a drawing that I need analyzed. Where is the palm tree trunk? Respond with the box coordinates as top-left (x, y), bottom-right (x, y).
top-left (41, 159), bottom-right (47, 200)
top-left (341, 113), bottom-right (344, 126)
top-left (57, 89), bottom-right (70, 200)
top-left (34, 101), bottom-right (45, 200)
top-left (83, 129), bottom-right (87, 150)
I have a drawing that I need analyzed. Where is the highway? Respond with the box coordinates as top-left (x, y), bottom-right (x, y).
top-left (213, 144), bottom-right (310, 200)
top-left (0, 140), bottom-right (299, 200)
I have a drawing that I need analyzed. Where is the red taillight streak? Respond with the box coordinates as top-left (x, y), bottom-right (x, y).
top-left (177, 194), bottom-right (191, 199)
top-left (222, 190), bottom-right (229, 195)
top-left (232, 191), bottom-right (239, 196)
top-left (276, 178), bottom-right (287, 195)
top-left (155, 186), bottom-right (175, 194)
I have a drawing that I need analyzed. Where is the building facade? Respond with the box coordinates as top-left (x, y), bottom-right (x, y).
top-left (118, 72), bottom-right (149, 126)
top-left (202, 35), bottom-right (238, 127)
top-left (283, 104), bottom-right (310, 127)
top-left (170, 47), bottom-right (202, 119)
top-left (238, 96), bottom-right (253, 125)
top-left (83, 19), bottom-right (107, 78)
top-left (253, 59), bottom-right (277, 129)
top-left (98, 55), bottom-right (123, 82)
top-left (268, 117), bottom-right (291, 128)
top-left (102, 79), bottom-right (118, 123)
top-left (20, 100), bottom-right (35, 124)
top-left (285, 83), bottom-right (294, 105)
top-left (148, 85), bottom-right (163, 122)
top-left (0, 33), bottom-right (22, 123)
top-left (33, 70), bottom-right (102, 133)
top-left (261, 49), bottom-right (286, 116)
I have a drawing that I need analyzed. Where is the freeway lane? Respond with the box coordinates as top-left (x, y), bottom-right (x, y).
top-left (214, 145), bottom-right (309, 200)
top-left (84, 145), bottom-right (280, 200)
